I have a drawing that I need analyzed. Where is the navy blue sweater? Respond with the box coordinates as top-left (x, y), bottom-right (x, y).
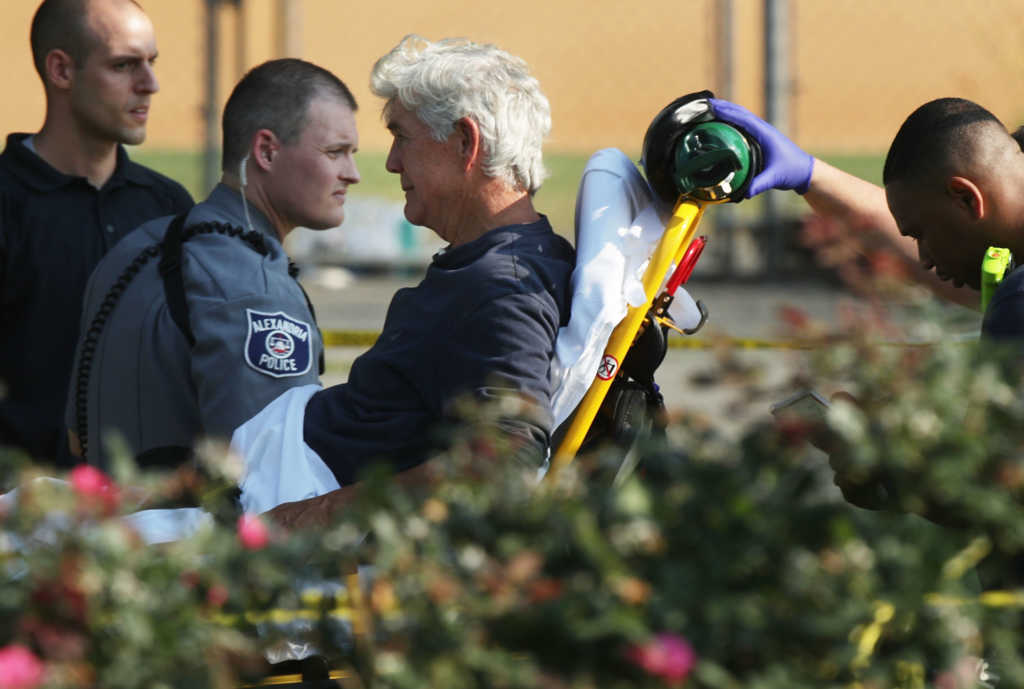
top-left (303, 216), bottom-right (574, 484)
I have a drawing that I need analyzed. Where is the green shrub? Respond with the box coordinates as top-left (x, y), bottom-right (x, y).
top-left (1, 294), bottom-right (1021, 688)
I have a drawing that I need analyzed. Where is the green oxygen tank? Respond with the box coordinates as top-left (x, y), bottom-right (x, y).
top-left (672, 121), bottom-right (754, 203)
top-left (981, 246), bottom-right (1013, 311)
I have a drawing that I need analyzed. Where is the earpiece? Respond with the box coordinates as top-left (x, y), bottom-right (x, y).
top-left (239, 153), bottom-right (250, 187)
top-left (237, 152), bottom-right (255, 235)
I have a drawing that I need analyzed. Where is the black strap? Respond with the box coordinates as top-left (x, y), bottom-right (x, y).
top-left (157, 216), bottom-right (322, 377)
top-left (158, 213), bottom-right (195, 345)
top-left (621, 317), bottom-right (668, 385)
top-left (75, 244), bottom-right (163, 461)
top-left (77, 213), bottom-right (316, 461)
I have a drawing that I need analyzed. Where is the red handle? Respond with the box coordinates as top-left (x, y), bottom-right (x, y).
top-left (665, 235), bottom-right (707, 295)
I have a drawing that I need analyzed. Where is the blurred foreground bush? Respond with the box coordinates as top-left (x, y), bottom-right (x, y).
top-left (1, 295), bottom-right (1023, 688)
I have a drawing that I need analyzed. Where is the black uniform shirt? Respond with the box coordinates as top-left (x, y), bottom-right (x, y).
top-left (0, 133), bottom-right (194, 464)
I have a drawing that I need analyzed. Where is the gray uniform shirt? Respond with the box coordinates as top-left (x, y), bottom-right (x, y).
top-left (67, 184), bottom-right (323, 466)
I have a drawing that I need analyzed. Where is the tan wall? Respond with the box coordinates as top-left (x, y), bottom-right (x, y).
top-left (2, 0), bottom-right (1023, 155)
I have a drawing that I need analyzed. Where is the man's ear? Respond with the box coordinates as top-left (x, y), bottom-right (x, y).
top-left (252, 129), bottom-right (280, 172)
top-left (44, 49), bottom-right (74, 90)
top-left (454, 117), bottom-right (481, 171)
top-left (947, 176), bottom-right (985, 220)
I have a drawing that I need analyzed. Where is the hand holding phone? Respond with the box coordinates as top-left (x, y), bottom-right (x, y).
top-left (770, 389), bottom-right (830, 419)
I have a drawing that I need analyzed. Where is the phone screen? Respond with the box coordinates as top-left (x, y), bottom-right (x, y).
top-left (770, 390), bottom-right (830, 419)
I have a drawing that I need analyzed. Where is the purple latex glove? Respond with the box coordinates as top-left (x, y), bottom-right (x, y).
top-left (709, 98), bottom-right (814, 197)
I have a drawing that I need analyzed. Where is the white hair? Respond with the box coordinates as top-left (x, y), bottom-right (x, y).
top-left (370, 35), bottom-right (551, 194)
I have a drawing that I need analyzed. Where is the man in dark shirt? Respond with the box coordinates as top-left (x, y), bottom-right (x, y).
top-left (0, 0), bottom-right (193, 465)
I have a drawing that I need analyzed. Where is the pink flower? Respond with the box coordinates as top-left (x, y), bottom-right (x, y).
top-left (0, 644), bottom-right (45, 689)
top-left (206, 584), bottom-right (229, 608)
top-left (69, 464), bottom-right (119, 514)
top-left (627, 633), bottom-right (697, 685)
top-left (69, 464), bottom-right (110, 496)
top-left (237, 513), bottom-right (269, 550)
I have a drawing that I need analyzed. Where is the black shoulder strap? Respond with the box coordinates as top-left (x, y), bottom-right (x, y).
top-left (76, 214), bottom-right (305, 462)
top-left (158, 213), bottom-right (194, 345)
top-left (158, 216), bottom-right (324, 375)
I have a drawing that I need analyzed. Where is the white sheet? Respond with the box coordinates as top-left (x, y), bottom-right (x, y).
top-left (549, 148), bottom-right (702, 429)
top-left (230, 384), bottom-right (340, 515)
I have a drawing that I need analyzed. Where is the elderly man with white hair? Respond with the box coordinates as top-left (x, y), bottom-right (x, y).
top-left (233, 35), bottom-right (575, 522)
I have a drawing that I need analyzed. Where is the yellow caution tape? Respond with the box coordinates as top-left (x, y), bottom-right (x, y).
top-left (941, 536), bottom-right (992, 581)
top-left (926, 590), bottom-right (1024, 608)
top-left (208, 587), bottom-right (357, 627)
top-left (209, 606), bottom-right (355, 628)
top-left (851, 600), bottom-right (894, 670)
top-left (321, 330), bottom-right (380, 347)
top-left (666, 336), bottom-right (818, 350)
top-left (320, 329), bottom-right (943, 352)
top-left (239, 669), bottom-right (350, 688)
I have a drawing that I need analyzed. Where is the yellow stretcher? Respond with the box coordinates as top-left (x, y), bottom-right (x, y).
top-left (548, 93), bottom-right (759, 472)
top-left (551, 196), bottom-right (720, 472)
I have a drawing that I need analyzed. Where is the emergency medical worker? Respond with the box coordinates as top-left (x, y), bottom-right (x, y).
top-left (720, 100), bottom-right (1024, 684)
top-left (720, 97), bottom-right (1024, 522)
top-left (0, 0), bottom-right (193, 465)
top-left (67, 58), bottom-right (359, 467)
top-left (711, 97), bottom-right (1024, 337)
top-left (231, 36), bottom-right (574, 521)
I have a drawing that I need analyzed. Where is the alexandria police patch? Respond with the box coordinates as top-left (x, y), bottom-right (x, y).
top-left (244, 309), bottom-right (313, 378)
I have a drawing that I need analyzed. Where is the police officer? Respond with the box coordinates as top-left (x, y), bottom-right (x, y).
top-left (0, 0), bottom-right (193, 465)
top-left (67, 58), bottom-right (360, 467)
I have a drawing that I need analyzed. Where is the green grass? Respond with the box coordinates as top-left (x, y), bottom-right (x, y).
top-left (130, 149), bottom-right (205, 197)
top-left (129, 147), bottom-right (887, 243)
top-left (814, 152), bottom-right (885, 186)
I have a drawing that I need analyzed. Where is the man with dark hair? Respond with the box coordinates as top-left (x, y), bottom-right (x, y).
top-left (67, 58), bottom-right (359, 468)
top-left (882, 99), bottom-right (1024, 301)
top-left (0, 0), bottom-right (193, 466)
top-left (713, 97), bottom-right (1024, 336)
top-left (220, 61), bottom-right (357, 174)
top-left (711, 97), bottom-right (1024, 307)
top-left (719, 99), bottom-right (1024, 682)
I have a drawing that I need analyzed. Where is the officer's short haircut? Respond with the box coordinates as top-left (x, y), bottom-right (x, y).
top-left (30, 0), bottom-right (143, 81)
top-left (221, 58), bottom-right (357, 173)
top-left (883, 97), bottom-right (1003, 189)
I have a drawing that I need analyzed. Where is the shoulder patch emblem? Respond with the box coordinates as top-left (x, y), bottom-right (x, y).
top-left (244, 309), bottom-right (313, 378)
